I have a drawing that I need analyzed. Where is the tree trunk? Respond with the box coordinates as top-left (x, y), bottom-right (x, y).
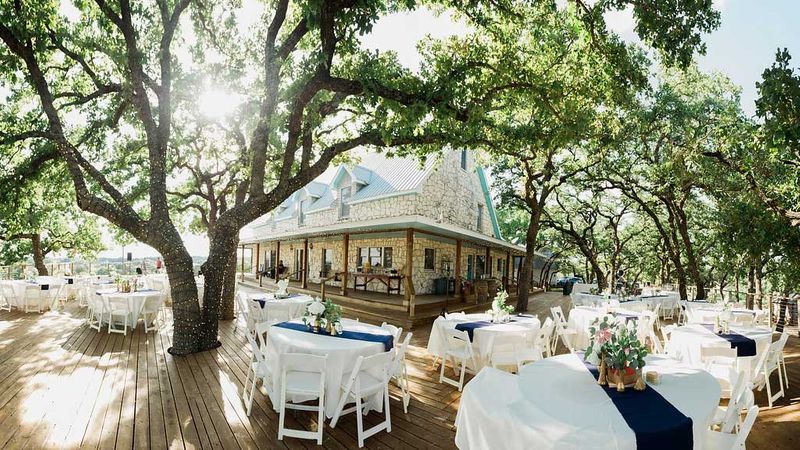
top-left (675, 210), bottom-right (705, 299)
top-left (590, 259), bottom-right (606, 292)
top-left (219, 243), bottom-right (238, 320)
top-left (516, 213), bottom-right (541, 312)
top-left (165, 246), bottom-right (207, 355)
top-left (30, 233), bottom-right (49, 276)
top-left (754, 263), bottom-right (764, 309)
top-left (746, 265), bottom-right (755, 309)
top-left (197, 223), bottom-right (240, 346)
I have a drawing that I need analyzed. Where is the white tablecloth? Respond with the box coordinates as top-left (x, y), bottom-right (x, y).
top-left (248, 292), bottom-right (313, 319)
top-left (667, 324), bottom-right (772, 381)
top-left (571, 293), bottom-right (609, 307)
top-left (427, 313), bottom-right (541, 368)
top-left (265, 318), bottom-right (391, 418)
top-left (684, 304), bottom-right (757, 324)
top-left (97, 289), bottom-right (164, 328)
top-left (567, 307), bottom-right (642, 350)
top-left (1, 280), bottom-right (66, 309)
top-left (455, 354), bottom-right (720, 450)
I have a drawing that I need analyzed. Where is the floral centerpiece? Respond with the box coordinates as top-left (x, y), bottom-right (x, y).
top-left (489, 290), bottom-right (514, 323)
top-left (302, 298), bottom-right (343, 334)
top-left (275, 279), bottom-right (290, 298)
top-left (584, 316), bottom-right (648, 392)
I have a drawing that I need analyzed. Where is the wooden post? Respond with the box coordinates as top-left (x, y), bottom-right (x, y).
top-left (454, 239), bottom-right (462, 300)
top-left (341, 234), bottom-right (349, 296)
top-left (240, 244), bottom-right (245, 281)
top-left (485, 246), bottom-right (491, 278)
top-left (405, 228), bottom-right (415, 315)
top-left (302, 239), bottom-right (309, 289)
top-left (255, 243), bottom-right (260, 277)
top-left (505, 251), bottom-right (511, 291)
top-left (275, 240), bottom-right (281, 281)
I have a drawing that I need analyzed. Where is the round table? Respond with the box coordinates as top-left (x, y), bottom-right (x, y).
top-left (685, 304), bottom-right (757, 324)
top-left (265, 318), bottom-right (391, 418)
top-left (0, 279), bottom-right (66, 310)
top-left (667, 323), bottom-right (772, 383)
top-left (247, 292), bottom-right (313, 320)
top-left (568, 307), bottom-right (643, 350)
top-left (97, 289), bottom-right (165, 328)
top-left (455, 354), bottom-right (720, 450)
top-left (427, 313), bottom-right (541, 368)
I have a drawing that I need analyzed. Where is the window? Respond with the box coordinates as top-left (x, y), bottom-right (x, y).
top-left (497, 258), bottom-right (505, 277)
top-left (298, 199), bottom-right (307, 225)
top-left (467, 255), bottom-right (474, 280)
top-left (339, 186), bottom-right (352, 218)
top-left (476, 255), bottom-right (486, 278)
top-left (383, 247), bottom-right (393, 268)
top-left (460, 150), bottom-right (468, 170)
top-left (321, 248), bottom-right (333, 276)
top-left (424, 248), bottom-right (435, 270)
top-left (477, 204), bottom-right (483, 230)
top-left (358, 247), bottom-right (383, 267)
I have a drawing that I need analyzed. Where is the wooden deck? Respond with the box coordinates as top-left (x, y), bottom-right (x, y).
top-left (0, 292), bottom-right (797, 449)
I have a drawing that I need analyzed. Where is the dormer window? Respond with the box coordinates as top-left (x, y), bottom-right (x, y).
top-left (298, 199), bottom-right (307, 225)
top-left (339, 186), bottom-right (352, 218)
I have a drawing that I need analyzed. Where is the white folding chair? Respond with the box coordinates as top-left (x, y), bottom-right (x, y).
top-left (515, 329), bottom-right (546, 371)
top-left (660, 324), bottom-right (678, 355)
top-left (701, 345), bottom-right (739, 398)
top-left (278, 353), bottom-right (327, 445)
top-left (550, 306), bottom-right (577, 353)
top-left (0, 283), bottom-right (12, 312)
top-left (438, 328), bottom-right (478, 391)
top-left (487, 333), bottom-right (528, 373)
top-left (242, 333), bottom-right (273, 416)
top-left (331, 351), bottom-right (393, 448)
top-left (87, 292), bottom-right (107, 332)
top-left (140, 293), bottom-right (164, 332)
top-left (538, 317), bottom-right (555, 359)
top-left (380, 322), bottom-right (403, 343)
top-left (25, 284), bottom-right (47, 313)
top-left (254, 321), bottom-right (271, 353)
top-left (106, 294), bottom-right (131, 335)
top-left (390, 332), bottom-right (413, 413)
top-left (751, 331), bottom-right (788, 408)
top-left (702, 405), bottom-right (759, 450)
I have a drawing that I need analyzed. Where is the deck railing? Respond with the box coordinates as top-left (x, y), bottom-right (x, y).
top-left (1, 261), bottom-right (204, 279)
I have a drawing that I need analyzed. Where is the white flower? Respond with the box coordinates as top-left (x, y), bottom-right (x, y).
top-left (308, 300), bottom-right (325, 315)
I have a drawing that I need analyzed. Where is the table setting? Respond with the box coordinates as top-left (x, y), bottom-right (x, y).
top-left (264, 298), bottom-right (394, 418)
top-left (455, 316), bottom-right (720, 450)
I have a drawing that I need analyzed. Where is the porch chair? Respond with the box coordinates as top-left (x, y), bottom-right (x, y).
top-left (331, 351), bottom-right (393, 448)
top-left (243, 333), bottom-right (274, 416)
top-left (550, 306), bottom-right (577, 353)
top-left (702, 405), bottom-right (759, 450)
top-left (278, 353), bottom-right (327, 445)
top-left (391, 332), bottom-right (413, 413)
top-left (438, 328), bottom-right (478, 391)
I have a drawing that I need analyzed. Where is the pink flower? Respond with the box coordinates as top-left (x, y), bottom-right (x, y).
top-left (595, 328), bottom-right (612, 345)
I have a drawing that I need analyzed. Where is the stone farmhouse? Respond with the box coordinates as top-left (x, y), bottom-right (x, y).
top-left (239, 149), bottom-right (545, 326)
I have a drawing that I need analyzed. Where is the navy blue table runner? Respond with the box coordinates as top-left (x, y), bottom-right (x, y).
top-left (274, 321), bottom-right (394, 352)
top-left (580, 355), bottom-right (694, 450)
top-left (701, 324), bottom-right (757, 357)
top-left (252, 293), bottom-right (302, 308)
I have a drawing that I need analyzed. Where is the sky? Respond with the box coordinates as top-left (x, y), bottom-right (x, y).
top-left (96, 1), bottom-right (799, 259)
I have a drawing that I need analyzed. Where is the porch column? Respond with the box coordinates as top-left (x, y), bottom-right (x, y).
top-left (485, 246), bottom-right (491, 277)
top-left (405, 228), bottom-right (416, 316)
top-left (275, 240), bottom-right (281, 281)
top-left (454, 239), bottom-right (462, 300)
top-left (302, 239), bottom-right (309, 289)
top-left (341, 234), bottom-right (349, 296)
top-left (505, 251), bottom-right (511, 291)
top-left (240, 244), bottom-right (245, 282)
top-left (255, 243), bottom-right (261, 277)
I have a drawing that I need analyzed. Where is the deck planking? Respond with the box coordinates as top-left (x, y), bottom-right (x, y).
top-left (0, 291), bottom-right (797, 449)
